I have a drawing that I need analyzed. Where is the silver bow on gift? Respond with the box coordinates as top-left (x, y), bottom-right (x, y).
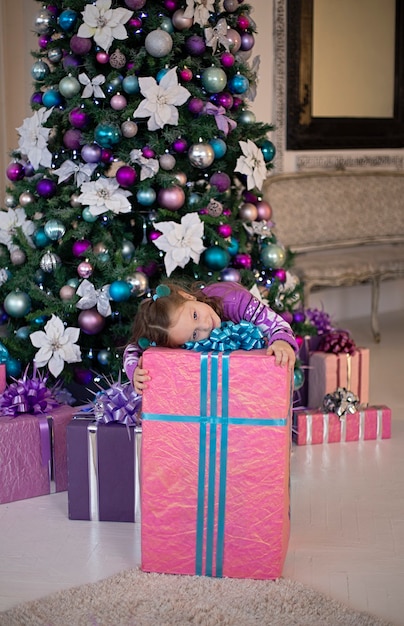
top-left (76, 279), bottom-right (111, 317)
top-left (79, 73), bottom-right (106, 99)
top-left (322, 387), bottom-right (360, 418)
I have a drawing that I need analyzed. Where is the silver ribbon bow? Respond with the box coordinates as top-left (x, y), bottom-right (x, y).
top-left (204, 18), bottom-right (230, 53)
top-left (79, 73), bottom-right (106, 99)
top-left (129, 149), bottom-right (159, 180)
top-left (53, 160), bottom-right (98, 186)
top-left (76, 279), bottom-right (112, 317)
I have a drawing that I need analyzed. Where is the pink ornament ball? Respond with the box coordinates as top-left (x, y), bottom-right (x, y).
top-left (63, 128), bottom-right (82, 150)
top-left (188, 97), bottom-right (204, 115)
top-left (142, 146), bottom-right (155, 158)
top-left (59, 285), bottom-right (76, 301)
top-left (116, 165), bottom-right (137, 188)
top-left (172, 137), bottom-right (188, 153)
top-left (179, 67), bottom-right (193, 82)
top-left (220, 52), bottom-right (235, 68)
top-left (158, 185), bottom-right (185, 211)
top-left (237, 15), bottom-right (250, 30)
top-left (129, 17), bottom-right (142, 30)
top-left (239, 202), bottom-right (258, 222)
top-left (96, 51), bottom-right (109, 64)
top-left (233, 253), bottom-right (252, 270)
top-left (231, 96), bottom-right (243, 111)
top-left (72, 239), bottom-right (91, 257)
top-left (256, 200), bottom-right (272, 221)
top-left (36, 178), bottom-right (57, 198)
top-left (273, 268), bottom-right (287, 283)
top-left (110, 93), bottom-right (127, 111)
top-left (6, 162), bottom-right (25, 182)
top-left (68, 107), bottom-right (90, 129)
top-left (210, 172), bottom-right (231, 193)
top-left (77, 260), bottom-right (93, 279)
top-left (217, 92), bottom-right (233, 109)
top-left (217, 224), bottom-right (232, 238)
top-left (296, 335), bottom-right (304, 349)
top-left (148, 229), bottom-right (162, 242)
top-left (78, 308), bottom-right (106, 335)
top-left (172, 9), bottom-right (193, 30)
top-left (226, 29), bottom-right (241, 53)
top-left (70, 35), bottom-right (92, 55)
top-left (163, 0), bottom-right (178, 11)
top-left (101, 148), bottom-right (114, 164)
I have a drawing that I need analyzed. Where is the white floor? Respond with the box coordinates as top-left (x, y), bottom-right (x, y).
top-left (0, 310), bottom-right (403, 625)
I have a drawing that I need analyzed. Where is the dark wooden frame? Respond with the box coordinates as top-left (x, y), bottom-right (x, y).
top-left (286, 0), bottom-right (404, 150)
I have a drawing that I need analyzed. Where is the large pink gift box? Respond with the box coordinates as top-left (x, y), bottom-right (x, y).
top-left (308, 348), bottom-right (370, 408)
top-left (141, 347), bottom-right (292, 580)
top-left (0, 404), bottom-right (79, 504)
top-left (293, 405), bottom-right (391, 445)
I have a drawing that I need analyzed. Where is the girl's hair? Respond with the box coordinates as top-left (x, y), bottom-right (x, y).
top-left (128, 281), bottom-right (224, 348)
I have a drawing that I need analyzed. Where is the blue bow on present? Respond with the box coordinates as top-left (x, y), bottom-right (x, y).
top-left (184, 320), bottom-right (266, 352)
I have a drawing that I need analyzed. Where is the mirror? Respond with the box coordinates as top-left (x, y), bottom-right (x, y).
top-left (286, 0), bottom-right (404, 150)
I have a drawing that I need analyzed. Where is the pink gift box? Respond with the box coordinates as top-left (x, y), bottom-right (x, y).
top-left (0, 364), bottom-right (5, 393)
top-left (0, 404), bottom-right (79, 504)
top-left (293, 405), bottom-right (391, 445)
top-left (141, 347), bottom-right (292, 580)
top-left (308, 348), bottom-right (370, 408)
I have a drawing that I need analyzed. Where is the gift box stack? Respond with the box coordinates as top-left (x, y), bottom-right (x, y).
top-left (293, 325), bottom-right (392, 445)
top-left (66, 382), bottom-right (142, 523)
top-left (0, 370), bottom-right (80, 504)
top-left (141, 347), bottom-right (293, 580)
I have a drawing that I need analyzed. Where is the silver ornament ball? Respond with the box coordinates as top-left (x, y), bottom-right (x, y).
top-left (144, 29), bottom-right (173, 58)
top-left (40, 251), bottom-right (61, 273)
top-left (127, 271), bottom-right (148, 296)
top-left (188, 142), bottom-right (215, 169)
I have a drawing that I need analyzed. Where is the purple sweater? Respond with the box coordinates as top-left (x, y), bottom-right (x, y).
top-left (123, 281), bottom-right (298, 384)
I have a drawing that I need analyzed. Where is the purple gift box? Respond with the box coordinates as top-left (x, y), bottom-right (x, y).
top-left (67, 418), bottom-right (141, 523)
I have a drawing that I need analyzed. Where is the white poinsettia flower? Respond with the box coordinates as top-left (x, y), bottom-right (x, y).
top-left (133, 68), bottom-right (191, 131)
top-left (234, 139), bottom-right (268, 191)
top-left (184, 0), bottom-right (215, 27)
top-left (16, 107), bottom-right (53, 171)
top-left (153, 213), bottom-right (206, 277)
top-left (0, 269), bottom-right (9, 287)
top-left (205, 18), bottom-right (230, 52)
top-left (129, 149), bottom-right (159, 180)
top-left (0, 208), bottom-right (35, 252)
top-left (53, 160), bottom-right (98, 186)
top-left (77, 177), bottom-right (132, 216)
top-left (30, 315), bottom-right (82, 378)
top-left (77, 0), bottom-right (133, 53)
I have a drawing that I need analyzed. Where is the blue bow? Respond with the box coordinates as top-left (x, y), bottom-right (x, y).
top-left (184, 321), bottom-right (266, 352)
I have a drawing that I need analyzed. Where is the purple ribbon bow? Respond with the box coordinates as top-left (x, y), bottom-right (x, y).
top-left (203, 102), bottom-right (237, 136)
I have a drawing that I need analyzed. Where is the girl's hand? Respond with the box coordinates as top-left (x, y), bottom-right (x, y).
top-left (133, 356), bottom-right (150, 394)
top-left (267, 340), bottom-right (296, 371)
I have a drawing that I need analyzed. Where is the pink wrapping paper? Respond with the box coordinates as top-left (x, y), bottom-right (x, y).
top-left (308, 348), bottom-right (370, 408)
top-left (0, 364), bottom-right (5, 393)
top-left (141, 348), bottom-right (292, 580)
top-left (293, 405), bottom-right (391, 445)
top-left (0, 404), bottom-right (78, 504)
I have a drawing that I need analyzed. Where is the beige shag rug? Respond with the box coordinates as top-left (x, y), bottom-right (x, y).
top-left (0, 567), bottom-right (392, 626)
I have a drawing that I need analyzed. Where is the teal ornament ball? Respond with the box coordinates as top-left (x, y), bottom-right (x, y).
top-left (44, 219), bottom-right (66, 241)
top-left (4, 291), bottom-right (31, 318)
top-left (6, 357), bottom-right (21, 379)
top-left (261, 140), bottom-right (276, 162)
top-left (136, 187), bottom-right (156, 206)
top-left (122, 75), bottom-right (139, 94)
top-left (109, 280), bottom-right (132, 302)
top-left (42, 89), bottom-right (63, 108)
top-left (33, 228), bottom-right (51, 248)
top-left (227, 236), bottom-right (239, 256)
top-left (59, 75), bottom-right (81, 98)
top-left (201, 67), bottom-right (227, 93)
top-left (58, 9), bottom-right (77, 31)
top-left (160, 16), bottom-right (174, 33)
top-left (260, 243), bottom-right (286, 269)
top-left (82, 207), bottom-right (98, 223)
top-left (294, 366), bottom-right (305, 390)
top-left (228, 74), bottom-right (249, 94)
top-left (106, 74), bottom-right (123, 94)
top-left (209, 137), bottom-right (227, 159)
top-left (203, 246), bottom-right (230, 271)
top-left (15, 326), bottom-right (31, 340)
top-left (94, 123), bottom-right (121, 148)
top-left (31, 61), bottom-right (50, 81)
top-left (238, 109), bottom-right (256, 124)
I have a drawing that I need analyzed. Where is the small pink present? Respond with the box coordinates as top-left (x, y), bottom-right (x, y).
top-left (141, 347), bottom-right (292, 580)
top-left (0, 404), bottom-right (80, 504)
top-left (308, 348), bottom-right (370, 408)
top-left (293, 405), bottom-right (392, 445)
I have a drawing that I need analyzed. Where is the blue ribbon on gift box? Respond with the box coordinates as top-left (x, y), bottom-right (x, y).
top-left (142, 352), bottom-right (288, 578)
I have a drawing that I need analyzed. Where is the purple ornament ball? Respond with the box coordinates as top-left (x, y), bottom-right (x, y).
top-left (81, 143), bottom-right (102, 163)
top-left (142, 146), bottom-right (155, 158)
top-left (101, 148), bottom-right (114, 164)
top-left (72, 239), bottom-right (91, 257)
top-left (36, 178), bottom-right (57, 198)
top-left (188, 97), bottom-right (204, 115)
top-left (68, 107), bottom-right (90, 129)
top-left (157, 186), bottom-right (185, 211)
top-left (217, 92), bottom-right (233, 109)
top-left (172, 137), bottom-right (188, 153)
top-left (293, 310), bottom-right (306, 324)
top-left (217, 223), bottom-right (232, 238)
top-left (38, 34), bottom-right (51, 49)
top-left (163, 0), bottom-right (178, 11)
top-left (70, 35), bottom-right (92, 55)
top-left (74, 368), bottom-right (94, 385)
top-left (63, 128), bottom-right (82, 150)
top-left (148, 229), bottom-right (161, 242)
top-left (116, 165), bottom-right (137, 188)
top-left (31, 92), bottom-right (43, 106)
top-left (256, 200), bottom-right (272, 221)
top-left (63, 54), bottom-right (82, 69)
top-left (221, 52), bottom-right (235, 68)
top-left (240, 32), bottom-right (255, 51)
top-left (233, 253), bottom-right (252, 270)
top-left (6, 162), bottom-right (25, 182)
top-left (273, 268), bottom-right (287, 283)
top-left (210, 172), bottom-right (231, 193)
top-left (220, 267), bottom-right (241, 282)
top-left (186, 35), bottom-right (206, 56)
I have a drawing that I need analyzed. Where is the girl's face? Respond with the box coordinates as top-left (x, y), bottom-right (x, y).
top-left (167, 296), bottom-right (221, 345)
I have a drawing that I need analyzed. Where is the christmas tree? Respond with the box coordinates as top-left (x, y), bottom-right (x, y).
top-left (0, 0), bottom-right (310, 396)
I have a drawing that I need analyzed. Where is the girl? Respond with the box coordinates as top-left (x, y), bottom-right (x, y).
top-left (124, 280), bottom-right (298, 395)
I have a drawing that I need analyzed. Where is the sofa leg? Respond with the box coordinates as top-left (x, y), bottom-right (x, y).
top-left (371, 277), bottom-right (381, 343)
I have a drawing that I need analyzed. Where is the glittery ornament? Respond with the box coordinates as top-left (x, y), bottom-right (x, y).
top-left (121, 120), bottom-right (138, 138)
top-left (31, 61), bottom-right (50, 81)
top-left (33, 8), bottom-right (55, 34)
top-left (109, 49), bottom-right (126, 69)
top-left (40, 251), bottom-right (61, 273)
top-left (205, 199), bottom-right (223, 217)
top-left (44, 219), bottom-right (66, 241)
top-left (145, 30), bottom-right (173, 57)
